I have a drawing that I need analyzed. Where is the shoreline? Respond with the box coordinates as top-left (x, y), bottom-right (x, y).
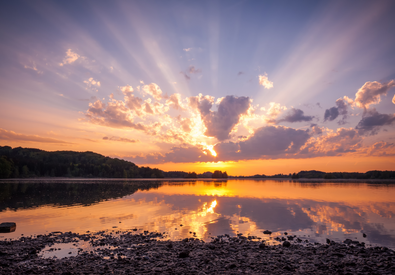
top-left (1, 230), bottom-right (394, 274)
top-left (1, 177), bottom-right (395, 183)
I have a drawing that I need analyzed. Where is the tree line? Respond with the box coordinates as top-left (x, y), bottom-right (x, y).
top-left (0, 146), bottom-right (164, 179)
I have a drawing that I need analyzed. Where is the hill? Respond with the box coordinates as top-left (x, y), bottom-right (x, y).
top-left (0, 146), bottom-right (164, 178)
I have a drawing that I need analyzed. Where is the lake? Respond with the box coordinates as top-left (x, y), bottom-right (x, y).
top-left (1, 179), bottom-right (395, 249)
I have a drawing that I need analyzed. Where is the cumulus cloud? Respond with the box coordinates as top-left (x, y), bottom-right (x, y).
top-left (356, 109), bottom-right (395, 135)
top-left (0, 128), bottom-right (70, 144)
top-left (263, 102), bottom-right (287, 120)
top-left (198, 95), bottom-right (251, 141)
top-left (324, 98), bottom-right (348, 124)
top-left (84, 99), bottom-right (147, 131)
top-left (59, 49), bottom-right (80, 66)
top-left (103, 136), bottom-right (138, 143)
top-left (213, 125), bottom-right (310, 161)
top-left (142, 83), bottom-right (163, 100)
top-left (310, 124), bottom-right (323, 135)
top-left (300, 128), bottom-right (362, 156)
top-left (393, 94), bottom-right (395, 104)
top-left (277, 108), bottom-right (314, 123)
top-left (366, 141), bottom-right (395, 156)
top-left (84, 77), bottom-right (101, 92)
top-left (258, 73), bottom-right (273, 89)
top-left (354, 80), bottom-right (395, 109)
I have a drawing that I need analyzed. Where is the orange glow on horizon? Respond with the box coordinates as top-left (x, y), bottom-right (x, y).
top-left (142, 155), bottom-right (395, 176)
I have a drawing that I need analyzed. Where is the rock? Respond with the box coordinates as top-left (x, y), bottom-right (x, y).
top-left (263, 230), bottom-right (272, 235)
top-left (284, 232), bottom-right (288, 235)
top-left (363, 233), bottom-right (367, 238)
top-left (259, 243), bottom-right (266, 249)
top-left (0, 222), bottom-right (16, 233)
top-left (178, 250), bottom-right (189, 258)
top-left (283, 241), bottom-right (291, 247)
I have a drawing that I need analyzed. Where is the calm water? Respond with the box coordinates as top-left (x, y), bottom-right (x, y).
top-left (1, 179), bottom-right (395, 249)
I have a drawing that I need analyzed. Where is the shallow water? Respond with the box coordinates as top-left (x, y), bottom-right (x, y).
top-left (1, 179), bottom-right (395, 249)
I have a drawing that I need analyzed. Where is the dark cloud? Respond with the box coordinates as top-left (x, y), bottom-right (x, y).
top-left (180, 72), bottom-right (190, 80)
top-left (310, 124), bottom-right (323, 135)
top-left (356, 109), bottom-right (395, 135)
top-left (186, 95), bottom-right (251, 141)
top-left (324, 107), bottom-right (339, 121)
top-left (277, 108), bottom-right (314, 123)
top-left (215, 125), bottom-right (310, 160)
top-left (237, 71), bottom-right (244, 76)
top-left (201, 96), bottom-right (251, 141)
top-left (324, 98), bottom-right (348, 124)
top-left (188, 66), bottom-right (201, 74)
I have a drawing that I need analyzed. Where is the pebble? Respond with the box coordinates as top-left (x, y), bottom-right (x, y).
top-left (0, 230), bottom-right (394, 274)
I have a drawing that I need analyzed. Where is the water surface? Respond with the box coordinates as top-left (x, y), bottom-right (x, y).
top-left (1, 179), bottom-right (395, 249)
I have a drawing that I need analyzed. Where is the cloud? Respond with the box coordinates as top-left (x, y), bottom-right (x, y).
top-left (393, 94), bottom-right (395, 104)
top-left (142, 83), bottom-right (163, 100)
top-left (103, 136), bottom-right (138, 143)
top-left (264, 102), bottom-right (287, 120)
top-left (0, 128), bottom-right (70, 144)
top-left (300, 128), bottom-right (362, 156)
top-left (354, 80), bottom-right (395, 109)
top-left (214, 125), bottom-right (310, 161)
top-left (84, 99), bottom-right (147, 131)
top-left (277, 108), bottom-right (314, 123)
top-left (129, 145), bottom-right (215, 164)
top-left (356, 109), bottom-right (395, 135)
top-left (24, 63), bottom-right (43, 74)
top-left (84, 77), bottom-right (101, 92)
top-left (324, 98), bottom-right (348, 124)
top-left (310, 124), bottom-right (323, 135)
top-left (166, 93), bottom-right (185, 110)
top-left (366, 141), bottom-right (395, 156)
top-left (59, 49), bottom-right (80, 66)
top-left (237, 71), bottom-right (244, 76)
top-left (180, 72), bottom-right (190, 80)
top-left (197, 95), bottom-right (251, 141)
top-left (183, 48), bottom-right (192, 52)
top-left (188, 66), bottom-right (201, 74)
top-left (258, 73), bottom-right (273, 89)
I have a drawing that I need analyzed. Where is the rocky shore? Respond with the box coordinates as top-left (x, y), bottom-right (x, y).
top-left (1, 230), bottom-right (394, 274)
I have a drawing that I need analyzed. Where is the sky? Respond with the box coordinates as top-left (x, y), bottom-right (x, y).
top-left (0, 0), bottom-right (395, 175)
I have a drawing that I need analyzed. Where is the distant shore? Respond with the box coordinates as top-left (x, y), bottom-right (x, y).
top-left (1, 177), bottom-right (395, 183)
top-left (1, 230), bottom-right (394, 274)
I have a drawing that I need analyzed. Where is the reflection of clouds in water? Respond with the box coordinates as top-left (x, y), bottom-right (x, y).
top-left (130, 192), bottom-right (395, 248)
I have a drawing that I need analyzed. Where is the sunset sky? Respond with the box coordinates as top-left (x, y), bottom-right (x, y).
top-left (1, 0), bottom-right (395, 175)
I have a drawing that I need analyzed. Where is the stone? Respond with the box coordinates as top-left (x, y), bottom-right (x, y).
top-left (283, 241), bottom-right (291, 248)
top-left (263, 230), bottom-right (272, 235)
top-left (178, 250), bottom-right (189, 258)
top-left (0, 222), bottom-right (16, 233)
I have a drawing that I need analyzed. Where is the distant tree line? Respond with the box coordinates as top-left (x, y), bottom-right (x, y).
top-left (0, 146), bottom-right (164, 179)
top-left (292, 170), bottom-right (395, 179)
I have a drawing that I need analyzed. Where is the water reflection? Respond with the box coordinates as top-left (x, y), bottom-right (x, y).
top-left (1, 180), bottom-right (395, 249)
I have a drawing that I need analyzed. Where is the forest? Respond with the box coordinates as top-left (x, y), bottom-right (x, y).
top-left (0, 146), bottom-right (164, 178)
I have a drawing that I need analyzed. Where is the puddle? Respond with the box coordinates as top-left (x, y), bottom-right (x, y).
top-left (39, 240), bottom-right (94, 259)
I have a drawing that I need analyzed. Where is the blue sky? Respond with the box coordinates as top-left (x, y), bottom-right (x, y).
top-left (0, 0), bottom-right (395, 174)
